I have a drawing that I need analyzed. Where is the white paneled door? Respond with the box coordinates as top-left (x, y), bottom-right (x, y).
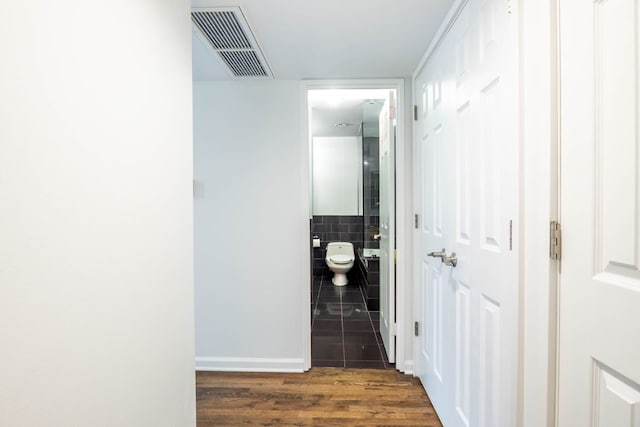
top-left (414, 0), bottom-right (518, 425)
top-left (379, 93), bottom-right (396, 363)
top-left (558, 1), bottom-right (640, 425)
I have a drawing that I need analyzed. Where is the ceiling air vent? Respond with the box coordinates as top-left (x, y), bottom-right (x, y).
top-left (192, 7), bottom-right (273, 78)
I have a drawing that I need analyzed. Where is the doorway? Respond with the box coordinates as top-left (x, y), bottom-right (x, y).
top-left (302, 80), bottom-right (408, 371)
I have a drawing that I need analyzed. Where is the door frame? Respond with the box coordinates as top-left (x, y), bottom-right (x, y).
top-left (519, 1), bottom-right (560, 426)
top-left (301, 79), bottom-right (410, 372)
top-left (410, 0), bottom-right (559, 425)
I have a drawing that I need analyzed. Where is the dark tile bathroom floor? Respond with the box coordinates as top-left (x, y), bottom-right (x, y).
top-left (311, 274), bottom-right (392, 369)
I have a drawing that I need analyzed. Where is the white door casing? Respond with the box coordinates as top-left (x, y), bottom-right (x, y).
top-left (557, 1), bottom-right (640, 425)
top-left (379, 92), bottom-right (396, 363)
top-left (301, 79), bottom-right (408, 371)
top-left (414, 0), bottom-right (519, 425)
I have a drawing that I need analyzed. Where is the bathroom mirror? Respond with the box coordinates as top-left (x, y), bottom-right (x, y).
top-left (308, 89), bottom-right (386, 216)
top-left (311, 136), bottom-right (362, 215)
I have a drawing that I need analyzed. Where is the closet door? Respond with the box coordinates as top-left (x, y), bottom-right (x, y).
top-left (557, 0), bottom-right (640, 425)
top-left (414, 0), bottom-right (519, 425)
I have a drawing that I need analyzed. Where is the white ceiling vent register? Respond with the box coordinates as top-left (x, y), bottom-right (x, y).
top-left (192, 7), bottom-right (273, 78)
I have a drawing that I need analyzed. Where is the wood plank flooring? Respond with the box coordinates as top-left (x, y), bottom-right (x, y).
top-left (197, 368), bottom-right (443, 426)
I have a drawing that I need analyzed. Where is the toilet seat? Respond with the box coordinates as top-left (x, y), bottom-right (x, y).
top-left (329, 254), bottom-right (353, 264)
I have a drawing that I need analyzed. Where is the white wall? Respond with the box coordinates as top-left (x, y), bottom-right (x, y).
top-left (194, 81), bottom-right (308, 372)
top-left (0, 1), bottom-right (195, 426)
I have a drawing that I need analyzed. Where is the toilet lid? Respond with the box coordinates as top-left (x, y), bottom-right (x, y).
top-left (329, 254), bottom-right (353, 264)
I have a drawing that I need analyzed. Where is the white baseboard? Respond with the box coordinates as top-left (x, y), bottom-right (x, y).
top-left (402, 360), bottom-right (414, 375)
top-left (195, 356), bottom-right (305, 373)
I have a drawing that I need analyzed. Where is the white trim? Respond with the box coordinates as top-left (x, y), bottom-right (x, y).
top-left (402, 360), bottom-right (414, 376)
top-left (300, 83), bottom-right (312, 371)
top-left (301, 78), bottom-right (409, 372)
top-left (196, 357), bottom-right (305, 373)
top-left (412, 69), bottom-right (421, 382)
top-left (395, 80), bottom-right (408, 372)
top-left (519, 1), bottom-right (558, 426)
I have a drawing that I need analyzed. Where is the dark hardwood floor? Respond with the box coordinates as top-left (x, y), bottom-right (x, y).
top-left (196, 368), bottom-right (443, 426)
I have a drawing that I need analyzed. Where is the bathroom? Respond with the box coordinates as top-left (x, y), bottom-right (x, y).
top-left (308, 89), bottom-right (394, 368)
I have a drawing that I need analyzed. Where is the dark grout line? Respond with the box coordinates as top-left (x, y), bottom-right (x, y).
top-left (312, 274), bottom-right (387, 369)
top-left (368, 310), bottom-right (388, 369)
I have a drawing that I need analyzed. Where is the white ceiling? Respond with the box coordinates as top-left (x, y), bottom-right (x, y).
top-left (191, 0), bottom-right (455, 81)
top-left (191, 0), bottom-right (455, 136)
top-left (309, 89), bottom-right (387, 137)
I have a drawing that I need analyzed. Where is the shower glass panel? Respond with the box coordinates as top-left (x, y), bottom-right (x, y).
top-left (362, 100), bottom-right (383, 250)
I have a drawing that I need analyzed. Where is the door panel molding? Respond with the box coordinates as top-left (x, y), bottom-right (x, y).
top-left (593, 361), bottom-right (640, 427)
top-left (593, 0), bottom-right (639, 272)
top-left (413, 0), bottom-right (519, 425)
top-left (558, 0), bottom-right (640, 425)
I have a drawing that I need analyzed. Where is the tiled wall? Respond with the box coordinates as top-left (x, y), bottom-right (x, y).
top-left (363, 137), bottom-right (380, 249)
top-left (311, 215), bottom-right (363, 277)
top-left (364, 216), bottom-right (380, 249)
top-left (357, 256), bottom-right (380, 311)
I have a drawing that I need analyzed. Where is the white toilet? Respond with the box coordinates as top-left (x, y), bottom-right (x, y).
top-left (325, 242), bottom-right (355, 286)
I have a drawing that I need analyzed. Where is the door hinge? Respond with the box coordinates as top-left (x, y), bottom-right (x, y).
top-left (391, 323), bottom-right (397, 336)
top-left (550, 221), bottom-right (561, 261)
top-left (414, 105), bottom-right (418, 121)
top-left (414, 321), bottom-right (419, 337)
top-left (414, 213), bottom-right (419, 229)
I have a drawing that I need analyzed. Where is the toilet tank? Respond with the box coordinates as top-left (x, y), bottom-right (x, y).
top-left (326, 242), bottom-right (354, 257)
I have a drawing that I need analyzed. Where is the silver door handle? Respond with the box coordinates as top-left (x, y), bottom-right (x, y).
top-left (443, 252), bottom-right (457, 267)
top-left (428, 248), bottom-right (446, 260)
